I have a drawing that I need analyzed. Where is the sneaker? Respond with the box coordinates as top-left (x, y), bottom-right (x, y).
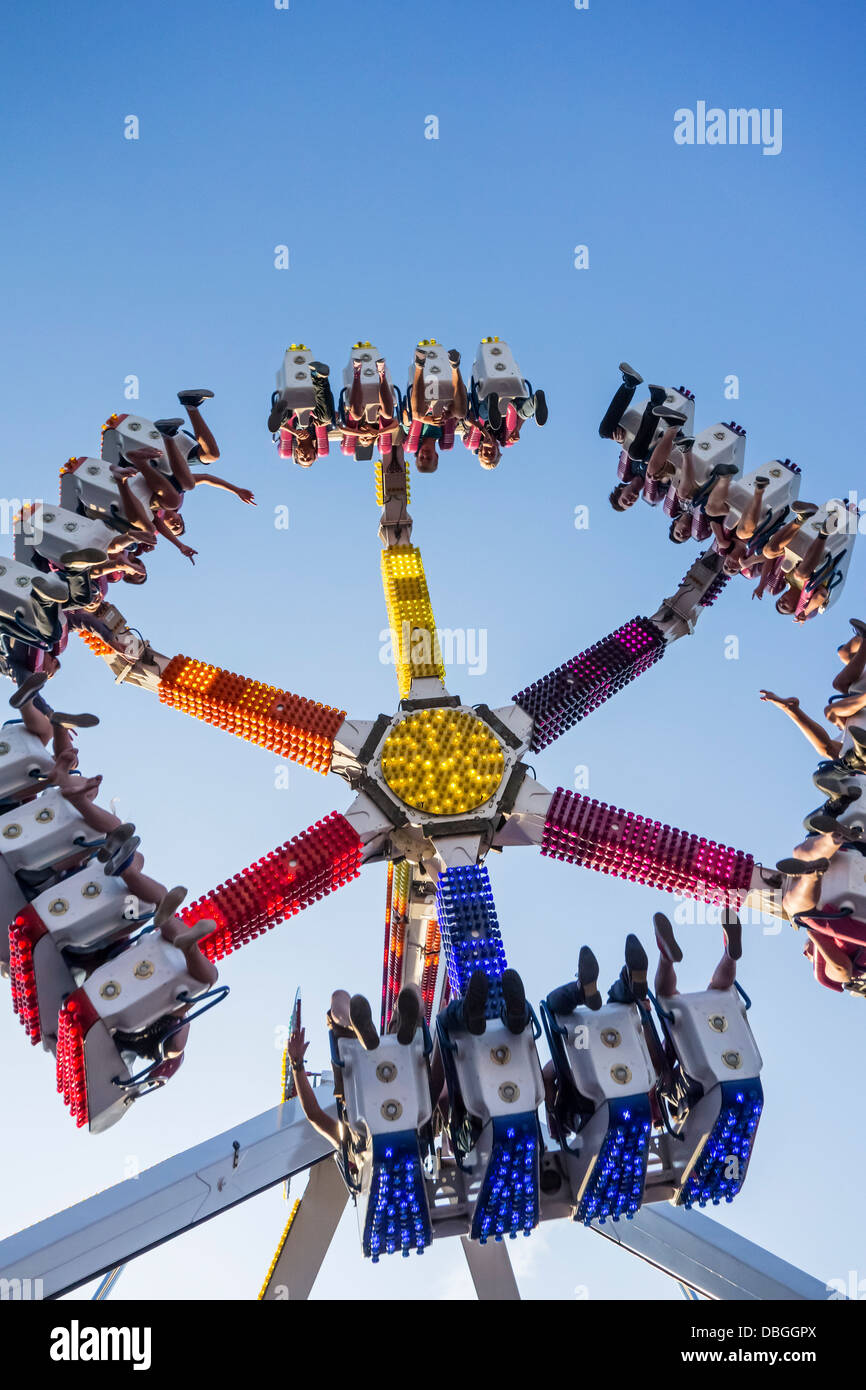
top-left (676, 435), bottom-right (695, 452)
top-left (533, 389), bottom-right (548, 427)
top-left (59, 548), bottom-right (108, 570)
top-left (791, 501), bottom-right (818, 521)
top-left (776, 856), bottom-right (830, 876)
top-left (154, 886), bottom-right (188, 927)
top-left (462, 969), bottom-right (489, 1035)
top-left (393, 985), bottom-right (421, 1045)
top-left (96, 823), bottom-right (136, 863)
top-left (651, 405), bottom-right (688, 427)
top-left (653, 912), bottom-right (683, 963)
top-left (501, 969), bottom-right (529, 1035)
top-left (154, 417), bottom-right (184, 438)
top-left (50, 711), bottom-right (100, 729)
top-left (619, 362), bottom-right (643, 389)
top-left (808, 813), bottom-right (863, 842)
top-left (177, 389), bottom-right (214, 409)
top-left (447, 348), bottom-right (461, 367)
top-left (624, 933), bottom-right (649, 1000)
top-left (349, 994), bottom-right (379, 1051)
top-left (103, 836), bottom-right (141, 876)
top-left (577, 945), bottom-right (602, 1010)
top-left (9, 671), bottom-right (49, 708)
top-left (485, 394), bottom-right (502, 431)
top-left (30, 574), bottom-right (69, 603)
top-left (309, 361), bottom-right (330, 377)
top-left (647, 384), bottom-right (667, 405)
top-left (721, 907), bottom-right (743, 961)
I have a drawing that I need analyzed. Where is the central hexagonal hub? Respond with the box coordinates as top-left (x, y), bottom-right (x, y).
top-left (380, 708), bottom-right (505, 816)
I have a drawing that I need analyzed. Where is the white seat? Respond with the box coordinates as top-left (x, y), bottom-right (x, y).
top-left (0, 721), bottom-right (54, 803)
top-left (689, 421), bottom-right (747, 479)
top-left (659, 987), bottom-right (764, 1210)
top-left (275, 345), bottom-right (317, 427)
top-left (471, 338), bottom-right (527, 405)
top-left (407, 342), bottom-right (454, 412)
top-left (0, 553), bottom-right (42, 633)
top-left (449, 1019), bottom-right (544, 1126)
top-left (555, 1001), bottom-right (657, 1107)
top-left (779, 498), bottom-right (857, 614)
top-left (619, 387), bottom-right (696, 461)
top-left (13, 503), bottom-right (117, 568)
top-left (101, 413), bottom-right (172, 473)
top-left (658, 986), bottom-right (762, 1095)
top-left (812, 846), bottom-right (866, 919)
top-left (722, 460), bottom-right (800, 531)
top-left (338, 1032), bottom-right (432, 1139)
top-left (32, 862), bottom-right (154, 950)
top-left (59, 457), bottom-right (152, 527)
top-left (341, 345), bottom-right (392, 423)
top-left (0, 786), bottom-right (101, 874)
top-left (549, 1001), bottom-right (657, 1223)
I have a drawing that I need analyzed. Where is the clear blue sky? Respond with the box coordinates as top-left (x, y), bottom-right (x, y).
top-left (1, 0), bottom-right (865, 1301)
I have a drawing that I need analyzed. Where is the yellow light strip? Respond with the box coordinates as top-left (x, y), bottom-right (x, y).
top-left (257, 1200), bottom-right (302, 1300)
top-left (380, 546), bottom-right (445, 697)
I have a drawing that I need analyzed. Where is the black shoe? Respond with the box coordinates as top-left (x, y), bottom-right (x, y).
top-left (486, 394), bottom-right (502, 431)
top-left (647, 384), bottom-right (667, 406)
top-left (154, 417), bottom-right (184, 438)
top-left (309, 361), bottom-right (330, 377)
top-left (103, 835), bottom-right (141, 876)
top-left (823, 788), bottom-right (863, 818)
top-left (808, 813), bottom-right (863, 842)
top-left (462, 969), bottom-right (489, 1035)
top-left (393, 985), bottom-right (421, 1045)
top-left (651, 405), bottom-right (688, 427)
top-left (577, 945), bottom-right (602, 1010)
top-left (9, 671), bottom-right (49, 708)
top-left (776, 856), bottom-right (830, 876)
top-left (59, 548), bottom-right (108, 570)
top-left (533, 389), bottom-right (548, 427)
top-left (178, 389), bottom-right (214, 409)
top-left (653, 912), bottom-right (683, 963)
top-left (721, 907), bottom-right (742, 961)
top-left (619, 362), bottom-right (643, 389)
top-left (96, 823), bottom-right (136, 863)
top-left (847, 726), bottom-right (866, 758)
top-left (792, 501), bottom-right (818, 521)
top-left (624, 934), bottom-right (649, 1000)
top-left (267, 392), bottom-right (290, 433)
top-left (30, 573), bottom-right (69, 603)
top-left (676, 435), bottom-right (695, 452)
top-left (349, 994), bottom-right (379, 1051)
top-left (447, 349), bottom-right (461, 367)
top-left (50, 711), bottom-right (100, 730)
top-left (501, 969), bottom-right (530, 1035)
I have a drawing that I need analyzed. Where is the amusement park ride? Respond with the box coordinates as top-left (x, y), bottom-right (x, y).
top-left (0, 340), bottom-right (857, 1302)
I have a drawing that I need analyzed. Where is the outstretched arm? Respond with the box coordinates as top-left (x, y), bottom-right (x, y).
top-left (189, 473), bottom-right (255, 505)
top-left (759, 692), bottom-right (841, 758)
top-left (286, 1027), bottom-right (342, 1148)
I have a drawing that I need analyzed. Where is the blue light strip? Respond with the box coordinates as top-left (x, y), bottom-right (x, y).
top-left (363, 1132), bottom-right (432, 1262)
top-left (435, 865), bottom-right (508, 1018)
top-left (677, 1079), bottom-right (763, 1210)
top-left (577, 1095), bottom-right (652, 1226)
top-left (471, 1115), bottom-right (540, 1243)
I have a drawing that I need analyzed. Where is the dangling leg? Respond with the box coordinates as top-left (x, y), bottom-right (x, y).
top-left (178, 389), bottom-right (220, 462)
top-left (833, 620), bottom-right (866, 693)
top-left (646, 425), bottom-right (681, 481)
top-left (376, 358), bottom-right (395, 423)
top-left (708, 908), bottom-right (741, 990)
top-left (735, 476), bottom-right (770, 541)
top-left (653, 912), bottom-right (682, 996)
top-left (448, 350), bottom-right (468, 420)
top-left (805, 928), bottom-right (854, 985)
